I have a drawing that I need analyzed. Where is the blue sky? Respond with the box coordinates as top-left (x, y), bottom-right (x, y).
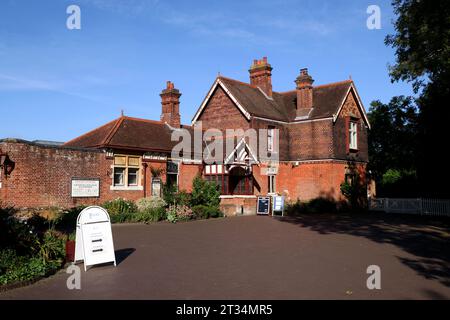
top-left (0, 0), bottom-right (413, 142)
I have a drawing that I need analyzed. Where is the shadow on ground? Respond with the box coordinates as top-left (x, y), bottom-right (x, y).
top-left (278, 212), bottom-right (450, 287)
top-left (115, 248), bottom-right (136, 266)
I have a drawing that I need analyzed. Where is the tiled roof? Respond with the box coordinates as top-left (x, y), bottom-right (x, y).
top-left (218, 76), bottom-right (353, 122)
top-left (64, 116), bottom-right (195, 153)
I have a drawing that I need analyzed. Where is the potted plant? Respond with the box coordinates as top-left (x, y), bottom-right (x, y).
top-left (65, 233), bottom-right (76, 263)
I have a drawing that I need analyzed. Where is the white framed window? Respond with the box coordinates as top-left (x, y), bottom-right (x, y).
top-left (167, 161), bottom-right (179, 189)
top-left (268, 127), bottom-right (275, 152)
top-left (349, 121), bottom-right (358, 150)
top-left (113, 155), bottom-right (141, 187)
top-left (268, 175), bottom-right (276, 194)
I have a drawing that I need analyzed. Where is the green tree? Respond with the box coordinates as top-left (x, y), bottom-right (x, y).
top-left (385, 0), bottom-right (450, 197)
top-left (190, 176), bottom-right (220, 208)
top-left (368, 96), bottom-right (419, 180)
top-left (386, 0), bottom-right (450, 92)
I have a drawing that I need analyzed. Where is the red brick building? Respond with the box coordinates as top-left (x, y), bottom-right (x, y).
top-left (191, 58), bottom-right (370, 215)
top-left (0, 58), bottom-right (371, 215)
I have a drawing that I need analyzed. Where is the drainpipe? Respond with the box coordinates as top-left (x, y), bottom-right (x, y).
top-left (142, 163), bottom-right (148, 198)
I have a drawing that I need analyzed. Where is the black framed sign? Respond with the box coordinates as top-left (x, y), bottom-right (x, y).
top-left (257, 196), bottom-right (271, 215)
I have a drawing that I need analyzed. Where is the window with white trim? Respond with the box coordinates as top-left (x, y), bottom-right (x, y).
top-left (113, 155), bottom-right (141, 187)
top-left (349, 121), bottom-right (358, 150)
top-left (166, 161), bottom-right (179, 189)
top-left (268, 175), bottom-right (276, 194)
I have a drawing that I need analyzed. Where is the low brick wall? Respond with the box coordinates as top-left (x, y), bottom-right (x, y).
top-left (219, 196), bottom-right (257, 216)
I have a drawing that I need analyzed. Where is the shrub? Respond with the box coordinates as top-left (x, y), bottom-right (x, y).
top-left (0, 214), bottom-right (65, 287)
top-left (307, 198), bottom-right (337, 213)
top-left (0, 252), bottom-right (62, 286)
top-left (162, 183), bottom-right (177, 205)
top-left (135, 207), bottom-right (167, 223)
top-left (166, 205), bottom-right (193, 223)
top-left (102, 198), bottom-right (137, 215)
top-left (286, 197), bottom-right (341, 215)
top-left (174, 191), bottom-right (192, 206)
top-left (207, 206), bottom-right (223, 218)
top-left (110, 212), bottom-right (134, 224)
top-left (285, 200), bottom-right (307, 216)
top-left (166, 206), bottom-right (178, 223)
top-left (191, 176), bottom-right (220, 208)
top-left (175, 205), bottom-right (194, 221)
top-left (136, 197), bottom-right (166, 212)
top-left (162, 183), bottom-right (192, 207)
top-left (192, 205), bottom-right (209, 219)
top-left (54, 206), bottom-right (86, 231)
top-left (37, 230), bottom-right (66, 263)
top-left (110, 207), bottom-right (167, 224)
top-left (192, 205), bottom-right (223, 219)
top-left (340, 180), bottom-right (367, 210)
top-left (0, 211), bottom-right (42, 256)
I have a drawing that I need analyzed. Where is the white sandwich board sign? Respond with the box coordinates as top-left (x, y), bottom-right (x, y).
top-left (74, 206), bottom-right (116, 271)
top-left (272, 195), bottom-right (285, 216)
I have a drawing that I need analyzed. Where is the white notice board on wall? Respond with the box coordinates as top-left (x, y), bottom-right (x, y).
top-left (75, 206), bottom-right (116, 271)
top-left (71, 178), bottom-right (100, 198)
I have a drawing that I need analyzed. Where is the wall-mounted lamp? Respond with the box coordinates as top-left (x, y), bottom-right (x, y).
top-left (0, 154), bottom-right (15, 177)
top-left (105, 149), bottom-right (114, 159)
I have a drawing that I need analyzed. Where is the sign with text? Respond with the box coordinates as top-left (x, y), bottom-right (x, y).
top-left (71, 178), bottom-right (100, 198)
top-left (75, 206), bottom-right (116, 271)
top-left (257, 196), bottom-right (271, 215)
top-left (272, 196), bottom-right (285, 216)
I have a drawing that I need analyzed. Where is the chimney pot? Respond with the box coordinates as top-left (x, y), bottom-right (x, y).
top-left (249, 57), bottom-right (273, 97)
top-left (295, 68), bottom-right (314, 116)
top-left (160, 81), bottom-right (181, 128)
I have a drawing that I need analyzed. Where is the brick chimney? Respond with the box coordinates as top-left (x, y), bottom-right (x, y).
top-left (295, 68), bottom-right (314, 117)
top-left (249, 57), bottom-right (273, 97)
top-left (160, 81), bottom-right (181, 128)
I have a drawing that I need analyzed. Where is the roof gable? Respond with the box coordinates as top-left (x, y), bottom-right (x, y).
top-left (192, 78), bottom-right (251, 124)
top-left (332, 83), bottom-right (371, 129)
top-left (192, 76), bottom-right (363, 124)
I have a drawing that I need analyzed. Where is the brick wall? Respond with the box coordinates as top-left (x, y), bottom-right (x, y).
top-left (333, 90), bottom-right (369, 162)
top-left (197, 86), bottom-right (250, 131)
top-left (0, 140), bottom-right (198, 209)
top-left (251, 118), bottom-right (290, 161)
top-left (178, 163), bottom-right (201, 192)
top-left (253, 160), bottom-right (367, 203)
top-left (0, 140), bottom-right (112, 208)
top-left (288, 120), bottom-right (335, 160)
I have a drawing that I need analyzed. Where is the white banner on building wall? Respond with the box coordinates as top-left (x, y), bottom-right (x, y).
top-left (71, 178), bottom-right (100, 198)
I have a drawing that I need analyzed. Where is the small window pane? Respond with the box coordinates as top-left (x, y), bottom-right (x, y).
top-left (128, 157), bottom-right (140, 167)
top-left (349, 122), bottom-right (358, 149)
top-left (114, 156), bottom-right (126, 165)
top-left (211, 165), bottom-right (216, 174)
top-left (223, 176), bottom-right (228, 195)
top-left (128, 168), bottom-right (139, 186)
top-left (217, 176), bottom-right (222, 192)
top-left (114, 168), bottom-right (125, 186)
top-left (205, 165), bottom-right (211, 174)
